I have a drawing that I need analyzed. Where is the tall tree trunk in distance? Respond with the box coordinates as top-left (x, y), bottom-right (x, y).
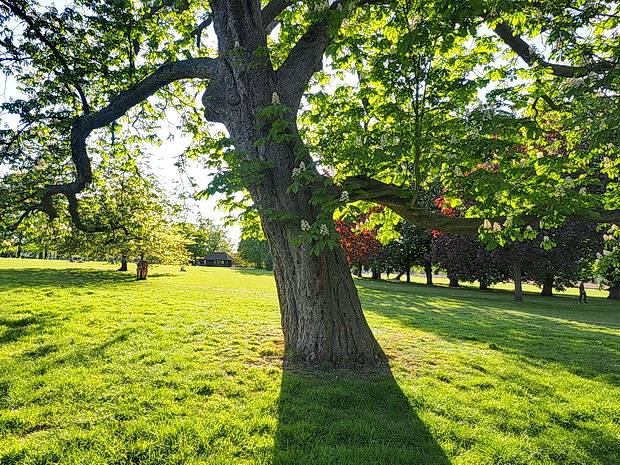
top-left (406, 268), bottom-right (410, 283)
top-left (448, 273), bottom-right (460, 287)
top-left (541, 276), bottom-right (554, 296)
top-left (356, 267), bottom-right (362, 277)
top-left (513, 259), bottom-right (523, 302)
top-left (608, 283), bottom-right (620, 299)
top-left (371, 267), bottom-right (381, 280)
top-left (425, 261), bottom-right (433, 285)
top-left (118, 257), bottom-right (128, 272)
top-left (479, 279), bottom-right (489, 291)
top-left (16, 245), bottom-right (21, 258)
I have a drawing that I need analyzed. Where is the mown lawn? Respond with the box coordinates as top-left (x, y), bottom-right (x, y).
top-left (0, 258), bottom-right (618, 464)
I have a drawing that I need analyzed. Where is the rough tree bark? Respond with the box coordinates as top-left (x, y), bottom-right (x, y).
top-left (608, 284), bottom-right (620, 300)
top-left (201, 1), bottom-right (385, 365)
top-left (448, 274), bottom-right (460, 287)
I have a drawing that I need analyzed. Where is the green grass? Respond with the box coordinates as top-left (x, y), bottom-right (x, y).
top-left (0, 258), bottom-right (618, 464)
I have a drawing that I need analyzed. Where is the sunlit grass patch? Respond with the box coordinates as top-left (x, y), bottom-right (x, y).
top-left (0, 258), bottom-right (618, 464)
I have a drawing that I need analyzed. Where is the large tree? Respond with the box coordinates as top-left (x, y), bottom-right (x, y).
top-left (181, 219), bottom-right (232, 262)
top-left (1, 0), bottom-right (619, 364)
top-left (57, 152), bottom-right (191, 270)
top-left (385, 222), bottom-right (433, 284)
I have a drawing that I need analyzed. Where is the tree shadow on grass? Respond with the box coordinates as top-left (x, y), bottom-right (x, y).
top-left (357, 280), bottom-right (620, 386)
top-left (0, 268), bottom-right (176, 291)
top-left (0, 267), bottom-right (134, 291)
top-left (231, 268), bottom-right (274, 277)
top-left (273, 362), bottom-right (450, 464)
top-left (0, 314), bottom-right (56, 346)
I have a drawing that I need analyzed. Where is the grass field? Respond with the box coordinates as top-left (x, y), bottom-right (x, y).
top-left (0, 258), bottom-right (618, 464)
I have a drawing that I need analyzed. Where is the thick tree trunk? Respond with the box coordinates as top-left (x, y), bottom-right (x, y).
top-left (448, 274), bottom-right (460, 287)
top-left (406, 269), bottom-right (410, 283)
top-left (263, 217), bottom-right (386, 365)
top-left (541, 276), bottom-right (554, 296)
top-left (117, 259), bottom-right (128, 272)
top-left (234, 138), bottom-right (385, 365)
top-left (371, 268), bottom-right (381, 280)
top-left (205, 4), bottom-right (386, 366)
top-left (479, 279), bottom-right (489, 291)
top-left (513, 259), bottom-right (523, 302)
top-left (608, 283), bottom-right (620, 300)
top-left (425, 262), bottom-right (433, 285)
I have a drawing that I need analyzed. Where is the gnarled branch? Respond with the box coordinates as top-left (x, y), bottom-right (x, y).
top-left (343, 175), bottom-right (620, 235)
top-left (38, 57), bottom-right (220, 232)
top-left (493, 22), bottom-right (615, 78)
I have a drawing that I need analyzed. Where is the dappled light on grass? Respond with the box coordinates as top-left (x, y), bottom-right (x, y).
top-left (0, 259), bottom-right (618, 464)
top-left (357, 279), bottom-right (620, 384)
top-left (356, 278), bottom-right (620, 464)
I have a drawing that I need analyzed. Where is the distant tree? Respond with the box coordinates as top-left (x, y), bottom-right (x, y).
top-left (58, 154), bottom-right (190, 274)
top-left (335, 216), bottom-right (382, 277)
top-left (238, 235), bottom-right (272, 270)
top-left (431, 233), bottom-right (510, 290)
top-left (512, 222), bottom-right (602, 296)
top-left (593, 227), bottom-right (620, 299)
top-left (181, 220), bottom-right (232, 262)
top-left (386, 222), bottom-right (433, 283)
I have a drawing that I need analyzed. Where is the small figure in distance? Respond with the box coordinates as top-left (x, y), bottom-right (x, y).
top-left (180, 266), bottom-right (187, 272)
top-left (579, 282), bottom-right (587, 304)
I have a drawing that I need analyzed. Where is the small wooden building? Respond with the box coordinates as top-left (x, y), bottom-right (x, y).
top-left (196, 252), bottom-right (234, 267)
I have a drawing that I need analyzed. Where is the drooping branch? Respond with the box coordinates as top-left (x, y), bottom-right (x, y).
top-left (343, 175), bottom-right (620, 235)
top-left (493, 22), bottom-right (615, 77)
top-left (36, 56), bottom-right (219, 232)
top-left (78, 57), bottom-right (218, 133)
